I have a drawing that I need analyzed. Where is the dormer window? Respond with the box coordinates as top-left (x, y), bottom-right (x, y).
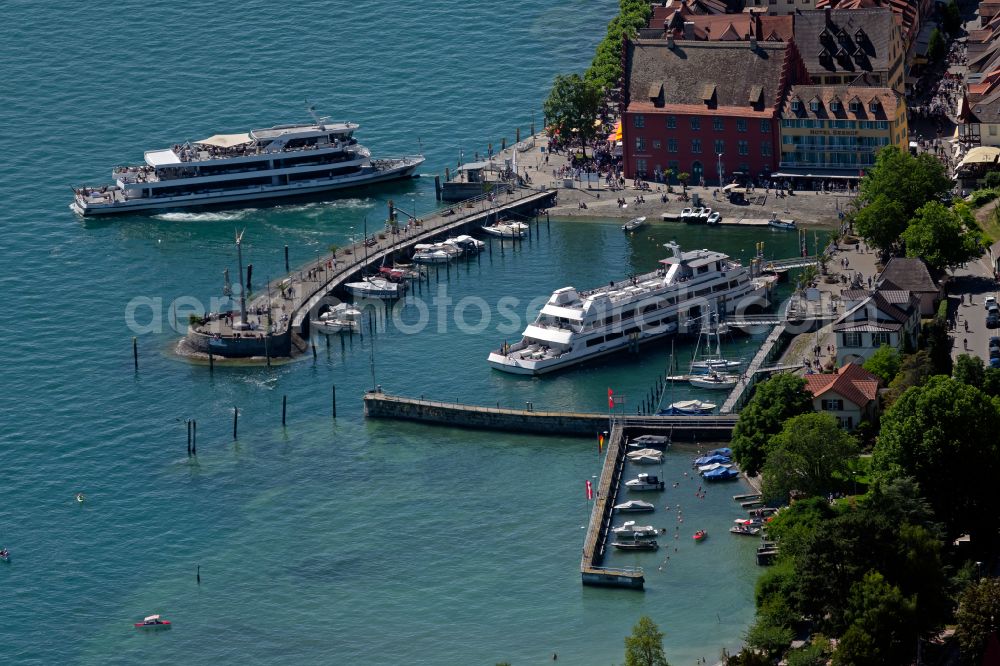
top-left (849, 100), bottom-right (860, 112)
top-left (810, 100), bottom-right (820, 112)
top-left (869, 101), bottom-right (879, 112)
top-left (830, 100), bottom-right (840, 111)
top-left (791, 100), bottom-right (801, 111)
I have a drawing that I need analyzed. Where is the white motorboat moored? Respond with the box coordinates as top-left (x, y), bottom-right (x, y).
top-left (311, 303), bottom-right (362, 334)
top-left (613, 500), bottom-right (656, 513)
top-left (706, 211), bottom-right (721, 225)
top-left (345, 276), bottom-right (401, 299)
top-left (625, 473), bottom-right (666, 491)
top-left (660, 399), bottom-right (717, 415)
top-left (622, 216), bottom-right (647, 232)
top-left (630, 453), bottom-right (664, 465)
top-left (689, 372), bottom-right (738, 389)
top-left (612, 520), bottom-right (659, 538)
top-left (481, 221), bottom-right (528, 238)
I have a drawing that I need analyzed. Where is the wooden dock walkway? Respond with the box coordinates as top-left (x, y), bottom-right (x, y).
top-left (363, 391), bottom-right (738, 439)
top-left (183, 186), bottom-right (556, 358)
top-left (580, 421), bottom-right (645, 589)
top-left (719, 323), bottom-right (789, 414)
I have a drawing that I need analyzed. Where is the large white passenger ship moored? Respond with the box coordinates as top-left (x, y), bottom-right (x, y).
top-left (70, 114), bottom-right (424, 216)
top-left (487, 242), bottom-right (774, 375)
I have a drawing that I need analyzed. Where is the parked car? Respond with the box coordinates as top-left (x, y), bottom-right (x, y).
top-left (990, 336), bottom-right (1000, 350)
top-left (986, 296), bottom-right (998, 310)
top-left (988, 311), bottom-right (1000, 329)
top-left (991, 356), bottom-right (1000, 369)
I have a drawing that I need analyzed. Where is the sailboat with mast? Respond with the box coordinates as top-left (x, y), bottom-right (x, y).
top-left (688, 312), bottom-right (740, 389)
top-left (345, 216), bottom-right (403, 299)
top-left (658, 341), bottom-right (718, 414)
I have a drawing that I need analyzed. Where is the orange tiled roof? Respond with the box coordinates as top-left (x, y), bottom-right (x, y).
top-left (804, 363), bottom-right (881, 408)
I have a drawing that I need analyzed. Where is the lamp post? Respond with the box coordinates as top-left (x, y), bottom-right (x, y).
top-left (717, 153), bottom-right (724, 187)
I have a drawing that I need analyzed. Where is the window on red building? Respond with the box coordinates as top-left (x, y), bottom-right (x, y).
top-left (634, 115), bottom-right (645, 128)
top-left (668, 138), bottom-right (678, 153)
top-left (762, 143), bottom-right (772, 157)
top-left (666, 115), bottom-right (677, 129)
top-left (713, 118), bottom-right (724, 131)
top-left (636, 136), bottom-right (646, 151)
top-left (738, 140), bottom-right (749, 156)
top-left (736, 119), bottom-right (748, 132)
top-left (692, 139), bottom-right (702, 153)
top-left (690, 117), bottom-right (701, 131)
top-left (714, 139), bottom-right (725, 154)
top-left (760, 119), bottom-right (771, 133)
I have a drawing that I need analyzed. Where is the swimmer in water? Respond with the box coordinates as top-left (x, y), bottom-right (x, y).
top-left (75, 493), bottom-right (85, 503)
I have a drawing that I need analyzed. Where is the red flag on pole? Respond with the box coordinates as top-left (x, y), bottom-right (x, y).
top-left (586, 479), bottom-right (593, 500)
top-left (608, 388), bottom-right (614, 409)
top-left (598, 433), bottom-right (604, 454)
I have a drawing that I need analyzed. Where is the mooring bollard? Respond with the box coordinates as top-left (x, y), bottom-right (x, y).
top-left (282, 395), bottom-right (287, 426)
top-left (132, 336), bottom-right (138, 371)
top-left (312, 343), bottom-right (317, 361)
top-left (233, 406), bottom-right (238, 440)
top-left (187, 419), bottom-right (192, 456)
top-left (192, 420), bottom-right (197, 455)
top-left (332, 385), bottom-right (337, 419)
top-left (209, 351), bottom-right (214, 372)
top-left (284, 245), bottom-right (289, 273)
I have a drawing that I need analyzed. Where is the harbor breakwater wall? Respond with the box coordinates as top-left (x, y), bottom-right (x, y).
top-left (363, 392), bottom-right (737, 439)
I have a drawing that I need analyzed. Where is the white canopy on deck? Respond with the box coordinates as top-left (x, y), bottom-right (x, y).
top-left (196, 133), bottom-right (253, 148)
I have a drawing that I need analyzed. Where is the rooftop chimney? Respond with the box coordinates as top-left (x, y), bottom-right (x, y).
top-left (750, 36), bottom-right (758, 51)
top-left (684, 21), bottom-right (695, 39)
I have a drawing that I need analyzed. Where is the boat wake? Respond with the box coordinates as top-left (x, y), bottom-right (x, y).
top-left (153, 210), bottom-right (255, 222)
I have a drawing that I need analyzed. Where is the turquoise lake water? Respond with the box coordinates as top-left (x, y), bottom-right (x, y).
top-left (3, 1), bottom-right (803, 663)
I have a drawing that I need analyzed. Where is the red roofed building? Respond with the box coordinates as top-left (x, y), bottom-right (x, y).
top-left (622, 39), bottom-right (808, 184)
top-left (803, 363), bottom-right (881, 430)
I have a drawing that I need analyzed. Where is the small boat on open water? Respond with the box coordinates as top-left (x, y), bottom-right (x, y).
top-left (134, 614), bottom-right (171, 630)
top-left (693, 529), bottom-right (707, 542)
top-left (625, 473), bottom-right (666, 491)
top-left (622, 216), bottom-right (647, 232)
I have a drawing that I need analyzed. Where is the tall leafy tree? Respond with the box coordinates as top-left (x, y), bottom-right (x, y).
top-left (731, 374), bottom-right (813, 475)
top-left (954, 353), bottom-right (986, 388)
top-left (761, 413), bottom-right (858, 503)
top-left (543, 73), bottom-right (601, 156)
top-left (624, 616), bottom-right (670, 666)
top-left (955, 577), bottom-right (1000, 665)
top-left (873, 376), bottom-right (1000, 542)
top-left (854, 146), bottom-right (951, 253)
top-left (902, 201), bottom-right (983, 274)
top-left (833, 572), bottom-right (918, 666)
top-left (863, 343), bottom-right (901, 383)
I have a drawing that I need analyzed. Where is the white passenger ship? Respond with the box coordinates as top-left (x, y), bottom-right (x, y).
top-left (71, 115), bottom-right (424, 216)
top-left (487, 242), bottom-right (774, 375)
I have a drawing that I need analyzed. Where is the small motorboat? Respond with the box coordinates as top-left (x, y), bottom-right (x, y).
top-left (706, 211), bottom-right (721, 225)
top-left (345, 276), bottom-right (401, 299)
top-left (0, 548), bottom-right (9, 562)
top-left (613, 539), bottom-right (659, 551)
top-left (627, 448), bottom-right (663, 458)
top-left (134, 614), bottom-right (171, 630)
top-left (703, 467), bottom-right (740, 482)
top-left (698, 462), bottom-right (733, 473)
top-left (731, 521), bottom-right (761, 536)
top-left (628, 434), bottom-right (671, 448)
top-left (707, 447), bottom-right (732, 457)
top-left (768, 214), bottom-right (796, 230)
top-left (689, 372), bottom-right (738, 389)
top-left (613, 521), bottom-right (659, 538)
top-left (621, 216), bottom-right (647, 232)
top-left (660, 399), bottom-right (717, 415)
top-left (688, 207), bottom-right (705, 223)
top-left (625, 473), bottom-right (666, 491)
top-left (613, 500), bottom-right (656, 513)
top-left (692, 530), bottom-right (707, 542)
top-left (699, 207), bottom-right (712, 221)
top-left (481, 221), bottom-right (528, 238)
top-left (630, 453), bottom-right (663, 465)
top-left (311, 303), bottom-right (362, 335)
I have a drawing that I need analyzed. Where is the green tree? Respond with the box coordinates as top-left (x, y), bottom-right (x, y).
top-left (873, 376), bottom-right (1000, 541)
top-left (863, 343), bottom-right (901, 383)
top-left (984, 367), bottom-right (1000, 397)
top-left (677, 172), bottom-right (690, 191)
top-left (786, 639), bottom-right (829, 666)
top-left (744, 618), bottom-right (794, 660)
top-left (885, 350), bottom-right (935, 405)
top-left (856, 146), bottom-right (951, 252)
top-left (985, 171), bottom-right (1000, 189)
top-left (543, 74), bottom-right (602, 156)
top-left (723, 649), bottom-right (771, 666)
top-left (954, 353), bottom-right (986, 388)
top-left (624, 616), bottom-right (670, 666)
top-left (731, 374), bottom-right (814, 475)
top-left (955, 577), bottom-right (1000, 665)
top-left (921, 316), bottom-right (953, 377)
top-left (928, 28), bottom-right (946, 61)
top-left (833, 572), bottom-right (918, 666)
top-left (761, 413), bottom-right (859, 503)
top-left (585, 0), bottom-right (653, 91)
top-left (902, 201), bottom-right (983, 274)
top-left (943, 0), bottom-right (962, 34)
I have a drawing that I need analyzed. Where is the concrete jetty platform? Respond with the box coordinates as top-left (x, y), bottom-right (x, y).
top-left (180, 187), bottom-right (556, 359)
top-left (580, 421), bottom-right (645, 590)
top-left (362, 391), bottom-right (737, 439)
